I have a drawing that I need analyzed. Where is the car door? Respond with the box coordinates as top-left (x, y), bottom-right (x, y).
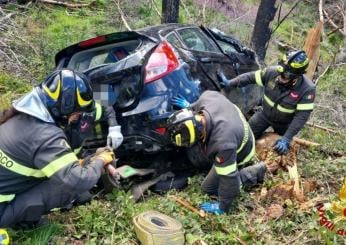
top-left (174, 27), bottom-right (237, 91)
top-left (203, 27), bottom-right (262, 113)
top-left (205, 27), bottom-right (260, 74)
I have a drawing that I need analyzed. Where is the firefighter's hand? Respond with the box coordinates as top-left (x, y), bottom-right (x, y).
top-left (217, 72), bottom-right (231, 88)
top-left (273, 137), bottom-right (290, 155)
top-left (200, 201), bottom-right (225, 215)
top-left (95, 151), bottom-right (115, 166)
top-left (107, 126), bottom-right (124, 149)
top-left (171, 95), bottom-right (190, 109)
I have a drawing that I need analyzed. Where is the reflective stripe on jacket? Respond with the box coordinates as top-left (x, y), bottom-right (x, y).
top-left (0, 113), bottom-right (104, 203)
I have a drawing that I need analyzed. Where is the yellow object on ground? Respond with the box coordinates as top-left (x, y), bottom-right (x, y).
top-left (133, 211), bottom-right (185, 245)
top-left (0, 229), bottom-right (9, 245)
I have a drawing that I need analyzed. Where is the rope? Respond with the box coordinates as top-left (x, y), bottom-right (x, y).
top-left (133, 211), bottom-right (185, 245)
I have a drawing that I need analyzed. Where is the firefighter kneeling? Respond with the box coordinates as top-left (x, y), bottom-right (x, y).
top-left (168, 91), bottom-right (266, 214)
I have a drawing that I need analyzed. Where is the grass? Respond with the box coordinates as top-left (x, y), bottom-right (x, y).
top-left (1, 0), bottom-right (346, 244)
top-left (0, 72), bottom-right (31, 111)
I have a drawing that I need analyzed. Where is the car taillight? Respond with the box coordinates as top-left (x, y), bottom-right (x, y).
top-left (79, 36), bottom-right (106, 48)
top-left (155, 127), bottom-right (167, 135)
top-left (144, 41), bottom-right (179, 84)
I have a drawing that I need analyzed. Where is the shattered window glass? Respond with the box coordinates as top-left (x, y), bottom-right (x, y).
top-left (178, 28), bottom-right (219, 53)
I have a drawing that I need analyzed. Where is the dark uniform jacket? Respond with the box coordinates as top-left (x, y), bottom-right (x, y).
top-left (228, 66), bottom-right (316, 140)
top-left (0, 113), bottom-right (104, 204)
top-left (64, 103), bottom-right (117, 153)
top-left (191, 91), bottom-right (255, 211)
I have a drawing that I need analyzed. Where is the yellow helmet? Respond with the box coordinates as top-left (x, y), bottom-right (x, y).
top-left (167, 109), bottom-right (203, 147)
top-left (280, 50), bottom-right (309, 79)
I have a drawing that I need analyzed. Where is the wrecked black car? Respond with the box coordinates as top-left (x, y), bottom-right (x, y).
top-left (55, 24), bottom-right (261, 165)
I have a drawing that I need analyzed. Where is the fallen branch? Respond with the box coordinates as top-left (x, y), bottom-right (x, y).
top-left (38, 0), bottom-right (95, 8)
top-left (0, 13), bottom-right (14, 24)
top-left (170, 196), bottom-right (206, 218)
top-left (114, 0), bottom-right (131, 31)
top-left (293, 137), bottom-right (321, 147)
top-left (306, 122), bottom-right (337, 134)
top-left (274, 40), bottom-right (295, 51)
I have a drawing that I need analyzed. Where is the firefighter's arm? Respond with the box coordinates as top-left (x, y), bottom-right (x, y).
top-left (33, 135), bottom-right (112, 192)
top-left (93, 102), bottom-right (118, 126)
top-left (93, 103), bottom-right (123, 149)
top-left (283, 89), bottom-right (315, 141)
top-left (214, 149), bottom-right (240, 212)
top-left (223, 71), bottom-right (258, 88)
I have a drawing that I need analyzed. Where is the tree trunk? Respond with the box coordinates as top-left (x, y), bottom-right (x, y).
top-left (161, 0), bottom-right (180, 24)
top-left (251, 0), bottom-right (277, 63)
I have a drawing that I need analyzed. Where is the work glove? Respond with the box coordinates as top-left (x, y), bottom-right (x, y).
top-left (171, 95), bottom-right (190, 109)
top-left (94, 151), bottom-right (115, 166)
top-left (217, 72), bottom-right (232, 88)
top-left (107, 126), bottom-right (124, 149)
top-left (273, 137), bottom-right (290, 155)
top-left (200, 201), bottom-right (225, 215)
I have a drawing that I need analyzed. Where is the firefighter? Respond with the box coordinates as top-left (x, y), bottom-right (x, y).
top-left (168, 90), bottom-right (266, 214)
top-left (0, 69), bottom-right (115, 228)
top-left (65, 102), bottom-right (123, 156)
top-left (220, 50), bottom-right (315, 155)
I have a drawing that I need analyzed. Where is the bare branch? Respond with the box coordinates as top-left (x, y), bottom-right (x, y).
top-left (319, 0), bottom-right (324, 23)
top-left (271, 0), bottom-right (300, 35)
top-left (314, 64), bottom-right (330, 85)
top-left (323, 9), bottom-right (346, 36)
top-left (37, 0), bottom-right (94, 8)
top-left (0, 13), bottom-right (15, 24)
top-left (114, 0), bottom-right (131, 31)
top-left (180, 0), bottom-right (191, 21)
top-left (202, 0), bottom-right (207, 24)
top-left (151, 0), bottom-right (162, 18)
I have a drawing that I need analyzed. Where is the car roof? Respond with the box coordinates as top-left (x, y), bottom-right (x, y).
top-left (136, 23), bottom-right (199, 39)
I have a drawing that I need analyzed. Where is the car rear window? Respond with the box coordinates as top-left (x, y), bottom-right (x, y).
top-left (67, 40), bottom-right (141, 72)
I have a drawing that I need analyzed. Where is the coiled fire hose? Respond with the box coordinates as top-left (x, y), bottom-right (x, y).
top-left (133, 211), bottom-right (185, 245)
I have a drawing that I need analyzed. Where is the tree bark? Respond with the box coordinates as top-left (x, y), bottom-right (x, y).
top-left (251, 0), bottom-right (278, 63)
top-left (161, 0), bottom-right (180, 24)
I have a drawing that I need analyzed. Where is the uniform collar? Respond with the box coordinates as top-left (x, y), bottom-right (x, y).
top-left (12, 87), bottom-right (55, 123)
